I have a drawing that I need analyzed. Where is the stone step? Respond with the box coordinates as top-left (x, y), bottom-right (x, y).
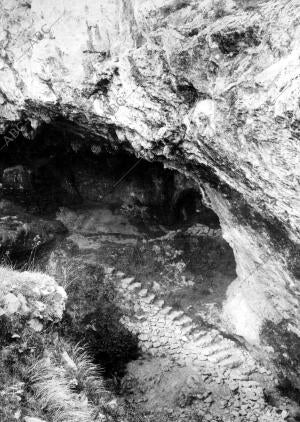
top-left (181, 324), bottom-right (194, 336)
top-left (207, 349), bottom-right (233, 363)
top-left (138, 333), bottom-right (150, 341)
top-left (117, 270), bottom-right (255, 376)
top-left (135, 314), bottom-right (146, 321)
top-left (127, 282), bottom-right (142, 291)
top-left (152, 298), bottom-right (165, 308)
top-left (221, 356), bottom-right (243, 369)
top-left (168, 310), bottom-right (184, 321)
top-left (193, 334), bottom-right (217, 347)
top-left (104, 266), bottom-right (115, 275)
top-left (174, 315), bottom-right (193, 326)
top-left (201, 341), bottom-right (229, 356)
top-left (160, 306), bottom-right (173, 316)
top-left (186, 327), bottom-right (198, 339)
top-left (143, 293), bottom-right (156, 304)
top-left (192, 330), bottom-right (209, 340)
top-left (120, 277), bottom-right (135, 288)
top-left (138, 288), bottom-right (148, 297)
top-left (208, 342), bottom-right (235, 357)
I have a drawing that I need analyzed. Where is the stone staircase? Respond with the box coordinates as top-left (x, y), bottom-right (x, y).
top-left (115, 273), bottom-right (254, 372)
top-left (185, 223), bottom-right (222, 239)
top-left (49, 210), bottom-right (289, 421)
top-left (112, 271), bottom-right (287, 422)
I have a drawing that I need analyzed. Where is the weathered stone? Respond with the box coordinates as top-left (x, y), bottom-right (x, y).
top-left (127, 282), bottom-right (142, 291)
top-left (143, 294), bottom-right (156, 304)
top-left (138, 288), bottom-right (148, 297)
top-left (160, 307), bottom-right (173, 316)
top-left (121, 277), bottom-right (135, 288)
top-left (0, 267), bottom-right (66, 334)
top-left (24, 418), bottom-right (47, 422)
top-left (0, 0), bottom-right (299, 388)
top-left (153, 299), bottom-right (164, 308)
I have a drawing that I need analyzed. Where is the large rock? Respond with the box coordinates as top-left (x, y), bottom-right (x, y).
top-left (0, 199), bottom-right (67, 255)
top-left (0, 266), bottom-right (67, 333)
top-left (0, 0), bottom-right (299, 385)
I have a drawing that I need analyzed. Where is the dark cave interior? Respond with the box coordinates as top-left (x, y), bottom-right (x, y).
top-left (0, 120), bottom-right (237, 377)
top-left (0, 120), bottom-right (220, 230)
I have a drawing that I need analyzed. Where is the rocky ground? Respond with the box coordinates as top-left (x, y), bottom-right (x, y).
top-left (43, 203), bottom-right (296, 422)
top-left (0, 0), bottom-right (300, 420)
top-left (0, 140), bottom-right (299, 421)
top-left (0, 0), bottom-right (299, 369)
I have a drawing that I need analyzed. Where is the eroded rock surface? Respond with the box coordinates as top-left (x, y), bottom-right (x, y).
top-left (0, 266), bottom-right (67, 334)
top-left (0, 0), bottom-right (299, 403)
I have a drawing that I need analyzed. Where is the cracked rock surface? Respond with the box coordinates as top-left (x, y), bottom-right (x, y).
top-left (0, 0), bottom-right (300, 405)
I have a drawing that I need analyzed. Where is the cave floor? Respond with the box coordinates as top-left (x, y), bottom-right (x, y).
top-left (0, 116), bottom-right (298, 421)
top-left (55, 204), bottom-right (236, 324)
top-left (39, 203), bottom-right (292, 422)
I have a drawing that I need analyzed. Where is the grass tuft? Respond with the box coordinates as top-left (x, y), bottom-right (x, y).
top-left (68, 344), bottom-right (106, 405)
top-left (29, 343), bottom-right (106, 422)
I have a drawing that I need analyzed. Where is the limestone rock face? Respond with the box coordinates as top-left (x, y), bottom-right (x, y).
top-left (0, 0), bottom-right (299, 384)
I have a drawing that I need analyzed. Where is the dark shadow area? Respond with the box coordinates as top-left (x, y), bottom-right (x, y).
top-left (277, 379), bottom-right (300, 407)
top-left (261, 320), bottom-right (300, 398)
top-left (172, 188), bottom-right (220, 228)
top-left (0, 119), bottom-right (220, 231)
top-left (165, 233), bottom-right (237, 312)
top-left (53, 255), bottom-right (140, 378)
top-left (0, 118), bottom-right (236, 377)
top-left (60, 306), bottom-right (140, 379)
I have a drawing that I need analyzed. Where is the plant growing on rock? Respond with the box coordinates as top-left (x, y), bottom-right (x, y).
top-left (30, 357), bottom-right (96, 422)
top-left (28, 342), bottom-right (111, 422)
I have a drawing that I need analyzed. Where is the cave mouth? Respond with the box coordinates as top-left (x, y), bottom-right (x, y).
top-left (0, 121), bottom-right (237, 376)
top-left (0, 120), bottom-right (221, 231)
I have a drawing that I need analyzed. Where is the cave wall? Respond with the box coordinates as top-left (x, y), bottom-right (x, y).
top-left (208, 184), bottom-right (300, 390)
top-left (0, 0), bottom-right (299, 383)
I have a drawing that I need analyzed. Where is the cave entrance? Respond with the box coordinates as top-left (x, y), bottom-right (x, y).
top-left (0, 120), bottom-right (237, 376)
top-left (0, 120), bottom-right (222, 232)
top-left (172, 188), bottom-right (220, 228)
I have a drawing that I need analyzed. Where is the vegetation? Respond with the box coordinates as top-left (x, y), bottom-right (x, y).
top-left (0, 327), bottom-right (111, 422)
top-left (0, 262), bottom-right (112, 422)
top-left (0, 262), bottom-right (134, 422)
top-left (30, 344), bottom-right (106, 422)
top-left (212, 0), bottom-right (227, 19)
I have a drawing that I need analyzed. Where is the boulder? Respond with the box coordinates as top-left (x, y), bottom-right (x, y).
top-left (0, 266), bottom-right (67, 334)
top-left (0, 199), bottom-right (67, 255)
